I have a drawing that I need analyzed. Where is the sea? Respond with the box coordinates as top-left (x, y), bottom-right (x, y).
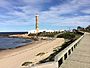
top-left (0, 32), bottom-right (28, 35)
top-left (0, 32), bottom-right (32, 50)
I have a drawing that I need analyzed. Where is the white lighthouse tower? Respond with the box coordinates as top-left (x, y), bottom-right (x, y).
top-left (35, 13), bottom-right (39, 33)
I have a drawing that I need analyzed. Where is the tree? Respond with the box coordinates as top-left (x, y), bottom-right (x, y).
top-left (85, 25), bottom-right (90, 31)
top-left (77, 26), bottom-right (84, 31)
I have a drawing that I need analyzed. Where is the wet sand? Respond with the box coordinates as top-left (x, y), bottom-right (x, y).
top-left (0, 38), bottom-right (64, 68)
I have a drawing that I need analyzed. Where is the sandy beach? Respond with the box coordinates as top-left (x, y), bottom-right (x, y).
top-left (0, 38), bottom-right (64, 68)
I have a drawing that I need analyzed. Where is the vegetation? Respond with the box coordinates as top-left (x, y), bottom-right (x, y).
top-left (38, 39), bottom-right (76, 63)
top-left (57, 32), bottom-right (75, 39)
top-left (57, 32), bottom-right (83, 40)
top-left (22, 62), bottom-right (33, 66)
top-left (36, 52), bottom-right (45, 56)
top-left (85, 25), bottom-right (90, 32)
top-left (37, 31), bottom-right (60, 37)
top-left (38, 32), bottom-right (83, 63)
top-left (28, 33), bottom-right (37, 36)
top-left (28, 31), bottom-right (58, 37)
top-left (77, 25), bottom-right (90, 32)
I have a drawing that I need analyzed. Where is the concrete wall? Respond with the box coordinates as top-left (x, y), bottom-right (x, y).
top-left (27, 62), bottom-right (58, 68)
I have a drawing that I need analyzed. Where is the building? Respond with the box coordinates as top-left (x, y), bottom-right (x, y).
top-left (35, 14), bottom-right (39, 33)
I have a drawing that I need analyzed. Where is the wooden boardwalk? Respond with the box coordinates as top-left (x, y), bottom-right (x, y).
top-left (60, 33), bottom-right (90, 68)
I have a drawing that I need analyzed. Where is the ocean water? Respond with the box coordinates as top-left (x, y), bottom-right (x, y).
top-left (0, 37), bottom-right (32, 49)
top-left (0, 32), bottom-right (28, 35)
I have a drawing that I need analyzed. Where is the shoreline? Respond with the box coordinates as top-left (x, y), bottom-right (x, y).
top-left (0, 35), bottom-right (34, 50)
top-left (0, 39), bottom-right (44, 58)
top-left (0, 38), bottom-right (64, 68)
top-left (0, 40), bottom-right (33, 51)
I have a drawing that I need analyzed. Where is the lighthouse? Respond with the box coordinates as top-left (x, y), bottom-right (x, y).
top-left (35, 14), bottom-right (39, 33)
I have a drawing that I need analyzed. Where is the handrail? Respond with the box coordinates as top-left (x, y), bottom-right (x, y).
top-left (54, 35), bottom-right (84, 62)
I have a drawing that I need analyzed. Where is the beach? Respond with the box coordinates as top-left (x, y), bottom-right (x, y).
top-left (0, 38), bottom-right (64, 68)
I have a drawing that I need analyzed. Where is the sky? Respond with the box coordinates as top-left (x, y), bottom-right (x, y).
top-left (0, 0), bottom-right (90, 32)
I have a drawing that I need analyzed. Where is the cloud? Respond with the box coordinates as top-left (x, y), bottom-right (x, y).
top-left (0, 0), bottom-right (10, 7)
top-left (0, 0), bottom-right (90, 31)
top-left (38, 0), bottom-right (90, 27)
top-left (81, 9), bottom-right (90, 14)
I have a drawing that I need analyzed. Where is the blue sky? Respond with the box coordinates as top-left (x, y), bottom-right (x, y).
top-left (0, 0), bottom-right (90, 32)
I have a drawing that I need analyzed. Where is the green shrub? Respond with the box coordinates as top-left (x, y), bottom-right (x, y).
top-left (57, 32), bottom-right (75, 39)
